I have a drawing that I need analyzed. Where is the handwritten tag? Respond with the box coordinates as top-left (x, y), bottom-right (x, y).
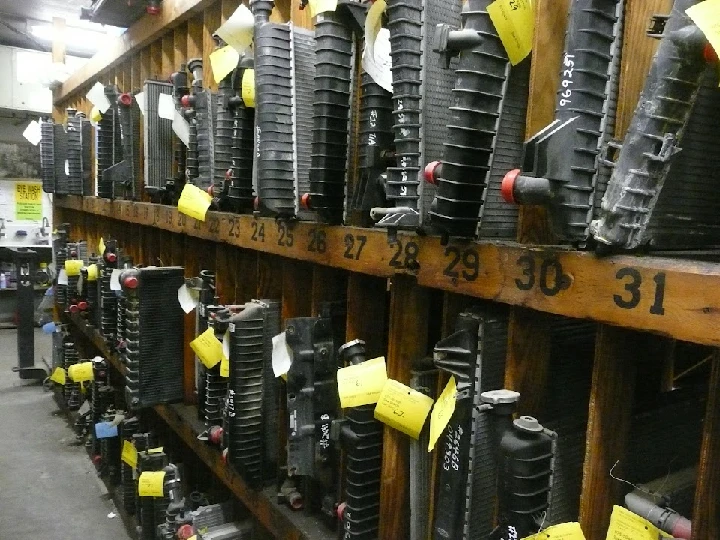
top-left (177, 284), bottom-right (199, 314)
top-left (110, 269), bottom-right (122, 291)
top-left (86, 264), bottom-right (98, 281)
top-left (210, 45), bottom-right (240, 84)
top-left (99, 237), bottom-right (106, 254)
top-left (178, 184), bottom-right (212, 222)
top-left (337, 357), bottom-right (387, 408)
top-left (68, 361), bottom-right (94, 382)
top-left (487, 0), bottom-right (534, 65)
top-left (522, 522), bottom-right (585, 540)
top-left (50, 367), bottom-right (66, 385)
top-left (606, 505), bottom-right (672, 540)
top-left (157, 93), bottom-right (176, 120)
top-left (428, 376), bottom-right (457, 451)
top-left (148, 447), bottom-right (164, 454)
top-left (374, 379), bottom-right (434, 439)
top-left (241, 69), bottom-right (255, 108)
top-left (309, 0), bottom-right (338, 18)
top-left (190, 327), bottom-right (225, 369)
top-left (138, 471), bottom-right (165, 497)
top-left (121, 440), bottom-right (138, 468)
top-left (86, 81), bottom-right (111, 113)
top-left (172, 110), bottom-right (191, 147)
top-left (65, 259), bottom-right (83, 276)
top-left (95, 422), bottom-right (119, 439)
top-left (215, 3), bottom-right (254, 54)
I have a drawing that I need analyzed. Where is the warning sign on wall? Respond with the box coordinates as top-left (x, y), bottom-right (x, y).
top-left (15, 182), bottom-right (42, 221)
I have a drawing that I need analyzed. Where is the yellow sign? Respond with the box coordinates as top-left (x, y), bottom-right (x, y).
top-left (687, 0), bottom-right (720, 62)
top-left (138, 471), bottom-right (166, 497)
top-left (68, 362), bottom-right (94, 382)
top-left (148, 447), bottom-right (164, 454)
top-left (606, 506), bottom-right (671, 540)
top-left (210, 45), bottom-right (240, 84)
top-left (487, 0), bottom-right (534, 65)
top-left (190, 328), bottom-right (226, 369)
top-left (374, 379), bottom-right (434, 439)
top-left (90, 107), bottom-right (103, 124)
top-left (121, 440), bottom-right (138, 469)
top-left (522, 522), bottom-right (585, 540)
top-left (49, 367), bottom-right (66, 385)
top-left (86, 264), bottom-right (99, 281)
top-left (65, 260), bottom-right (83, 277)
top-left (428, 376), bottom-right (457, 452)
top-left (337, 356), bottom-right (387, 408)
top-left (178, 184), bottom-right (212, 222)
top-left (242, 69), bottom-right (255, 108)
top-left (99, 237), bottom-right (106, 254)
top-left (220, 355), bottom-right (230, 378)
top-left (308, 0), bottom-right (338, 18)
top-left (15, 182), bottom-right (42, 221)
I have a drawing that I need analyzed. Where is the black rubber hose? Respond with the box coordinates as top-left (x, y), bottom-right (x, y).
top-left (305, 12), bottom-right (354, 224)
top-left (227, 56), bottom-right (255, 213)
top-left (211, 73), bottom-right (235, 208)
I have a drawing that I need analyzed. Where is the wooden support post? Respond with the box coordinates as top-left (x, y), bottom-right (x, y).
top-left (311, 266), bottom-right (347, 316)
top-left (221, 0), bottom-right (242, 21)
top-left (188, 17), bottom-right (204, 60)
top-left (378, 276), bottom-right (430, 539)
top-left (257, 253), bottom-right (283, 300)
top-left (174, 23), bottom-right (188, 66)
top-left (150, 40), bottom-right (163, 80)
top-left (281, 259), bottom-right (313, 321)
top-left (234, 249), bottom-right (258, 303)
top-left (52, 17), bottom-right (66, 64)
top-left (162, 34), bottom-right (175, 79)
top-left (579, 325), bottom-right (640, 540)
top-left (692, 351), bottom-right (720, 540)
top-left (345, 273), bottom-right (387, 358)
top-left (203, 6), bottom-right (222, 91)
top-left (214, 243), bottom-right (236, 304)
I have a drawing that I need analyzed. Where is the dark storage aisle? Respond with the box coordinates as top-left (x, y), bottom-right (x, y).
top-left (0, 328), bottom-right (133, 539)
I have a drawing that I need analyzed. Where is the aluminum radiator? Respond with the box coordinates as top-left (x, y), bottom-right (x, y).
top-left (227, 54), bottom-right (256, 213)
top-left (39, 118), bottom-right (56, 193)
top-left (105, 92), bottom-right (142, 200)
top-left (62, 338), bottom-right (81, 410)
top-left (143, 80), bottom-right (176, 200)
top-left (99, 240), bottom-right (120, 344)
top-left (66, 111), bottom-right (93, 196)
top-left (119, 416), bottom-right (141, 515)
top-left (122, 267), bottom-right (185, 409)
top-left (97, 85), bottom-right (123, 199)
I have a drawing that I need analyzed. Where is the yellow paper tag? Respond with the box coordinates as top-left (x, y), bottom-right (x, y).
top-left (374, 379), bottom-right (434, 439)
top-left (337, 357), bottom-right (387, 408)
top-left (86, 264), bottom-right (99, 282)
top-left (308, 0), bottom-right (338, 18)
top-left (67, 361), bottom-right (94, 382)
top-left (121, 440), bottom-right (138, 469)
top-left (220, 355), bottom-right (230, 377)
top-left (210, 45), bottom-right (240, 84)
top-left (50, 367), bottom-right (66, 385)
top-left (241, 69), bottom-right (255, 108)
top-left (487, 0), bottom-right (534, 65)
top-left (138, 471), bottom-right (166, 497)
top-left (687, 1), bottom-right (720, 58)
top-left (90, 107), bottom-right (103, 124)
top-left (148, 447), bottom-right (164, 454)
top-left (65, 259), bottom-right (83, 277)
top-left (365, 0), bottom-right (386, 46)
top-left (178, 184), bottom-right (212, 222)
top-left (606, 506), bottom-right (672, 540)
top-left (522, 522), bottom-right (585, 540)
top-left (188, 537), bottom-right (197, 540)
top-left (99, 237), bottom-right (106, 254)
top-left (190, 327), bottom-right (225, 369)
top-left (428, 376), bottom-right (457, 452)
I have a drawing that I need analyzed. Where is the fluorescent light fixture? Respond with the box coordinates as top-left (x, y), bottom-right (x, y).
top-left (30, 23), bottom-right (124, 54)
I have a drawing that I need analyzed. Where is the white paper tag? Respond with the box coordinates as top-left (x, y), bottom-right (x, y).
top-left (363, 28), bottom-right (393, 92)
top-left (57, 269), bottom-right (69, 285)
top-left (135, 91), bottom-right (147, 117)
top-left (215, 4), bottom-right (254, 54)
top-left (78, 400), bottom-right (90, 415)
top-left (77, 273), bottom-right (84, 294)
top-left (272, 332), bottom-right (293, 377)
top-left (110, 269), bottom-right (122, 291)
top-left (172, 110), bottom-right (190, 147)
top-left (177, 284), bottom-right (199, 314)
top-left (86, 81), bottom-right (111, 114)
top-left (222, 330), bottom-right (230, 360)
top-left (23, 120), bottom-right (42, 146)
top-left (228, 322), bottom-right (235, 333)
top-left (158, 93), bottom-right (176, 120)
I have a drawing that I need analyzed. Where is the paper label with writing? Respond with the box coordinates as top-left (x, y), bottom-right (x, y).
top-left (210, 45), bottom-right (240, 84)
top-left (121, 440), bottom-right (138, 468)
top-left (23, 120), bottom-right (41, 146)
top-left (99, 237), bottom-right (106, 254)
top-left (172, 110), bottom-right (191, 147)
top-left (337, 356), bottom-right (387, 408)
top-left (487, 0), bottom-right (534, 65)
top-left (241, 69), bottom-right (255, 108)
top-left (65, 260), bottom-right (83, 277)
top-left (428, 376), bottom-right (457, 452)
top-left (374, 379), bottom-right (434, 439)
top-left (272, 332), bottom-right (293, 377)
top-left (605, 505), bottom-right (671, 540)
top-left (15, 182), bottom-right (43, 221)
top-left (50, 367), bottom-right (66, 385)
top-left (68, 361), bottom-right (94, 382)
top-left (157, 93), bottom-right (176, 120)
top-left (110, 269), bottom-right (122, 291)
top-left (177, 284), bottom-right (199, 314)
top-left (178, 184), bottom-right (212, 222)
top-left (147, 447), bottom-right (164, 454)
top-left (215, 4), bottom-right (254, 54)
top-left (362, 0), bottom-right (392, 92)
top-left (86, 264), bottom-right (98, 282)
top-left (95, 422), bottom-right (119, 439)
top-left (521, 522), bottom-right (585, 540)
top-left (86, 81), bottom-right (111, 113)
top-left (138, 471), bottom-right (166, 497)
top-left (190, 327), bottom-right (225, 369)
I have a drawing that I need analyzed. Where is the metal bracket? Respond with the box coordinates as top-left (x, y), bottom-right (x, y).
top-left (647, 14), bottom-right (669, 39)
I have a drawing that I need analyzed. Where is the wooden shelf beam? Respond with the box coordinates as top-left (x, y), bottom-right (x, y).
top-left (57, 195), bottom-right (720, 347)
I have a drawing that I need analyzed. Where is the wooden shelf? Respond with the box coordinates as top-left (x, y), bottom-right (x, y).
top-left (64, 311), bottom-right (334, 540)
top-left (57, 195), bottom-right (720, 347)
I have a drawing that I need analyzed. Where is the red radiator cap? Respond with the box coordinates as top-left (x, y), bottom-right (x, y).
top-left (501, 169), bottom-right (520, 204)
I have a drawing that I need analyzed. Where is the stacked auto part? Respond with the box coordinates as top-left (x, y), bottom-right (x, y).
top-left (98, 408), bottom-right (123, 484)
top-left (97, 85), bottom-right (124, 199)
top-left (115, 256), bottom-right (134, 356)
top-left (39, 118), bottom-right (56, 193)
top-left (53, 229), bottom-right (69, 308)
top-left (209, 44), bottom-right (236, 211)
top-left (121, 266), bottom-right (185, 409)
top-left (62, 338), bottom-right (82, 410)
top-left (227, 54), bottom-right (256, 213)
top-left (500, 0), bottom-right (623, 245)
top-left (99, 240), bottom-right (120, 344)
top-left (337, 340), bottom-right (384, 539)
top-left (143, 80), bottom-right (176, 202)
top-left (66, 111), bottom-right (93, 196)
top-left (105, 92), bottom-right (142, 200)
top-left (223, 299), bottom-right (281, 488)
top-left (191, 270), bottom-right (219, 422)
top-left (593, 0), bottom-right (720, 250)
top-left (90, 357), bottom-right (112, 455)
top-left (137, 448), bottom-right (169, 540)
top-left (180, 59), bottom-right (215, 191)
top-left (119, 417), bottom-right (141, 515)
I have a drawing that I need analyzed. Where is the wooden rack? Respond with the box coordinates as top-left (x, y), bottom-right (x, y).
top-left (52, 0), bottom-right (720, 539)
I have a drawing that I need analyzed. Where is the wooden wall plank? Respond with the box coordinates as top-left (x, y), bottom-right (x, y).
top-left (141, 47), bottom-right (152, 85)
top-left (578, 326), bottom-right (640, 540)
top-left (174, 23), bottom-right (189, 67)
top-left (203, 5), bottom-right (223, 91)
top-left (281, 260), bottom-right (313, 321)
top-left (150, 40), bottom-right (164, 80)
top-left (378, 276), bottom-right (430, 539)
top-left (257, 253), bottom-right (284, 300)
top-left (345, 273), bottom-right (388, 359)
top-left (310, 266), bottom-right (347, 316)
top-left (162, 33), bottom-right (176, 79)
top-left (188, 16), bottom-right (204, 60)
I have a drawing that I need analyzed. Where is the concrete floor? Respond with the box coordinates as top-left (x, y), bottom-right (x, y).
top-left (0, 328), bottom-right (133, 539)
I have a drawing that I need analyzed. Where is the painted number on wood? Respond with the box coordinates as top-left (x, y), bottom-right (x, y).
top-left (251, 221), bottom-right (265, 242)
top-left (277, 222), bottom-right (294, 247)
top-left (443, 246), bottom-right (479, 282)
top-left (613, 268), bottom-right (666, 315)
top-left (515, 255), bottom-right (571, 296)
top-left (389, 239), bottom-right (419, 269)
top-left (343, 234), bottom-right (367, 261)
top-left (307, 228), bottom-right (327, 254)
